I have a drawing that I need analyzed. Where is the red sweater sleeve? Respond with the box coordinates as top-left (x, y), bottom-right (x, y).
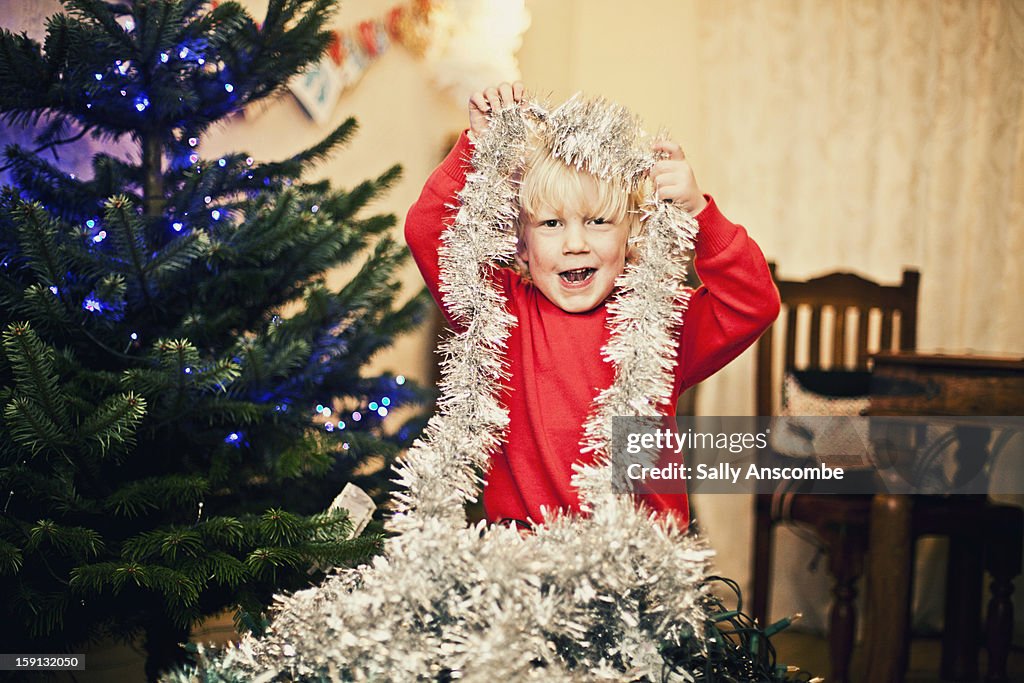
top-left (404, 131), bottom-right (476, 332)
top-left (676, 197), bottom-right (780, 390)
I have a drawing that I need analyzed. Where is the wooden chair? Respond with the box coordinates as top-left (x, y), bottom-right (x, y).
top-left (750, 264), bottom-right (920, 683)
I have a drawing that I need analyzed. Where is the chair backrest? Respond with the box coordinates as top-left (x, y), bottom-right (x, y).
top-left (755, 263), bottom-right (920, 415)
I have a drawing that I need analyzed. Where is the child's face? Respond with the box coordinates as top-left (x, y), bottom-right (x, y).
top-left (518, 175), bottom-right (630, 313)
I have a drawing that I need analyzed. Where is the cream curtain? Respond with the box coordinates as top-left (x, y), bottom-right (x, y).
top-left (689, 0), bottom-right (1023, 354)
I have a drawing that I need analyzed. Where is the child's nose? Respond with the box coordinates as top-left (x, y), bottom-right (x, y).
top-left (562, 221), bottom-right (589, 253)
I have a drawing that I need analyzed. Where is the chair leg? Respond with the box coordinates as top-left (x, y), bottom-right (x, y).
top-left (984, 573), bottom-right (1015, 683)
top-left (942, 535), bottom-right (983, 681)
top-left (985, 507), bottom-right (1023, 683)
top-left (825, 524), bottom-right (866, 683)
top-left (751, 495), bottom-right (774, 627)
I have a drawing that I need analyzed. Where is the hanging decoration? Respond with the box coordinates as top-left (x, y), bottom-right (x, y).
top-left (288, 0), bottom-right (530, 124)
top-left (419, 0), bottom-right (531, 105)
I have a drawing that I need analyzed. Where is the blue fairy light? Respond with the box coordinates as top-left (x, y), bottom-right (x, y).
top-left (369, 401), bottom-right (378, 411)
top-left (197, 57), bottom-right (205, 65)
top-left (184, 367), bottom-right (193, 375)
top-left (204, 195), bottom-right (212, 204)
top-left (338, 421), bottom-right (346, 430)
top-left (130, 333), bottom-right (138, 341)
top-left (381, 397), bottom-right (391, 407)
top-left (224, 432), bottom-right (242, 444)
top-left (396, 375), bottom-right (406, 385)
top-left (377, 407), bottom-right (388, 417)
top-left (211, 210), bottom-right (221, 221)
top-left (315, 404), bottom-right (324, 413)
top-left (134, 96), bottom-right (149, 112)
top-left (311, 204), bottom-right (319, 213)
top-left (116, 60), bottom-right (129, 75)
top-left (224, 83), bottom-right (234, 93)
top-left (94, 73), bottom-right (102, 81)
top-left (324, 422), bottom-right (335, 432)
top-left (179, 47), bottom-right (189, 59)
top-left (85, 219), bottom-right (96, 228)
top-left (91, 230), bottom-right (107, 243)
top-left (172, 222), bottom-right (183, 232)
top-left (49, 286), bottom-right (59, 295)
top-left (218, 158), bottom-right (226, 167)
top-left (83, 298), bottom-right (102, 313)
top-left (160, 52), bottom-right (169, 63)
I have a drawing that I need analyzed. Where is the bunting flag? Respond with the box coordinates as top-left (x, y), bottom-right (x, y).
top-left (289, 0), bottom-right (436, 125)
top-left (288, 0), bottom-right (530, 125)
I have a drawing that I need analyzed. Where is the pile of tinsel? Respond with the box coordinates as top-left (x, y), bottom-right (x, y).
top-left (171, 98), bottom-right (812, 682)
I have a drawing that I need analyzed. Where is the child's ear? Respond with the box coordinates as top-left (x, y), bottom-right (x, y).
top-left (514, 236), bottom-right (532, 279)
top-left (516, 235), bottom-right (529, 263)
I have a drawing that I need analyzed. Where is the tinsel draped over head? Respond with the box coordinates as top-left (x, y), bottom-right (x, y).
top-left (185, 95), bottom-right (716, 682)
top-left (394, 93), bottom-right (701, 525)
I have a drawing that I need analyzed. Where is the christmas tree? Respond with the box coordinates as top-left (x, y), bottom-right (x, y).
top-left (0, 0), bottom-right (426, 678)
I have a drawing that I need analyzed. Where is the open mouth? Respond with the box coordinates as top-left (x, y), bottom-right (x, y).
top-left (559, 267), bottom-right (597, 285)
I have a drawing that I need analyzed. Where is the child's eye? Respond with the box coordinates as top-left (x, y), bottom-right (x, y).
top-left (541, 219), bottom-right (560, 228)
top-left (591, 217), bottom-right (608, 225)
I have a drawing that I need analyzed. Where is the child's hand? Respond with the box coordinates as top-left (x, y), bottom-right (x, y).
top-left (650, 141), bottom-right (708, 216)
top-left (468, 81), bottom-right (525, 139)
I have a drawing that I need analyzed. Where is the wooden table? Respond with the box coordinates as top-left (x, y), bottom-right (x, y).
top-left (864, 352), bottom-right (1024, 683)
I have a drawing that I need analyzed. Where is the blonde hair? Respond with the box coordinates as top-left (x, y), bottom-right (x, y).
top-left (514, 144), bottom-right (644, 277)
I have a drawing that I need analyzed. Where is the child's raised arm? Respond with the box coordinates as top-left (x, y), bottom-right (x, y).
top-left (645, 140), bottom-right (780, 391)
top-left (404, 82), bottom-right (525, 332)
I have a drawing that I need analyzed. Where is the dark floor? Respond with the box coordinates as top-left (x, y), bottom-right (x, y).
top-left (772, 629), bottom-right (1024, 682)
top-left (62, 619), bottom-right (1024, 681)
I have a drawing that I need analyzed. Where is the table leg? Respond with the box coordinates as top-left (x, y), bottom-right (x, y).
top-left (865, 494), bottom-right (913, 683)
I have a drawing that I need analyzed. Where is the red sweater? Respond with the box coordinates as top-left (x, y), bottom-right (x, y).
top-left (405, 132), bottom-right (779, 529)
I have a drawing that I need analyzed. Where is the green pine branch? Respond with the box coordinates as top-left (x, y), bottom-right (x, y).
top-left (2, 322), bottom-right (69, 431)
top-left (104, 195), bottom-right (153, 305)
top-left (27, 520), bottom-right (104, 559)
top-left (11, 201), bottom-right (70, 293)
top-left (104, 475), bottom-right (210, 518)
top-left (79, 390), bottom-right (147, 457)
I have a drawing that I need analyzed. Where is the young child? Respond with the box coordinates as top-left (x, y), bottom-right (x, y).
top-left (405, 82), bottom-right (779, 530)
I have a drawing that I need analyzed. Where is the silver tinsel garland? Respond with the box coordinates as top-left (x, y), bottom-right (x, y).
top-left (177, 97), bottom-right (716, 682)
